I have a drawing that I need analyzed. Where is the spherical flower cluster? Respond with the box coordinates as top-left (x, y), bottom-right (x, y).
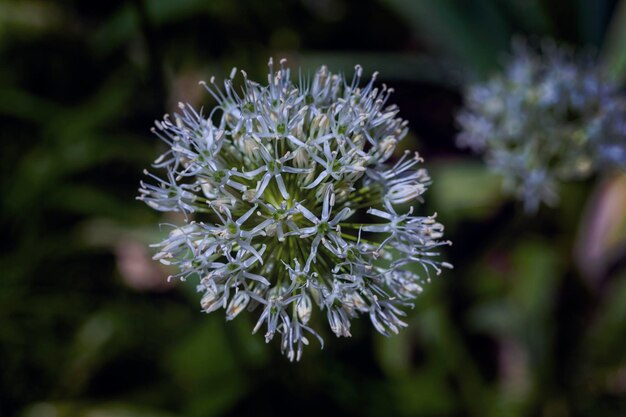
top-left (457, 40), bottom-right (626, 212)
top-left (139, 59), bottom-right (451, 360)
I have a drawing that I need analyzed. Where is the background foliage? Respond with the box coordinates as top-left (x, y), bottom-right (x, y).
top-left (2, 0), bottom-right (626, 416)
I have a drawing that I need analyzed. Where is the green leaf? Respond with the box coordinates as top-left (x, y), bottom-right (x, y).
top-left (91, 0), bottom-right (234, 55)
top-left (428, 160), bottom-right (504, 226)
top-left (379, 0), bottom-right (509, 77)
top-left (600, 0), bottom-right (626, 83)
top-left (577, 0), bottom-right (612, 46)
top-left (21, 402), bottom-right (180, 417)
top-left (391, 373), bottom-right (457, 416)
top-left (585, 273), bottom-right (626, 367)
top-left (297, 52), bottom-right (459, 85)
top-left (166, 317), bottom-right (246, 417)
top-left (374, 330), bottom-right (412, 378)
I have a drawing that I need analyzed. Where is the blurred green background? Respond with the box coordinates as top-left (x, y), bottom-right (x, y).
top-left (2, 0), bottom-right (626, 416)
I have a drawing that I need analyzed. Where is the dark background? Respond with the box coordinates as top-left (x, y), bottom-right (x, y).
top-left (2, 0), bottom-right (626, 416)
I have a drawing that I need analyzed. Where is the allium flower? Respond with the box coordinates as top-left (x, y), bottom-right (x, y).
top-left (139, 59), bottom-right (451, 360)
top-left (457, 40), bottom-right (626, 212)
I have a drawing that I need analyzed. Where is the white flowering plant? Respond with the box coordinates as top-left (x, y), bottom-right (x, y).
top-left (139, 59), bottom-right (451, 361)
top-left (457, 40), bottom-right (626, 212)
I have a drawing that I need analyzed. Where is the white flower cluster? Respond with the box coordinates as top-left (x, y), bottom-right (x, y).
top-left (139, 59), bottom-right (451, 360)
top-left (457, 40), bottom-right (626, 212)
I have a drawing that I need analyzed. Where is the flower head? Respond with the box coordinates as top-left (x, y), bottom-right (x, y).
top-left (139, 59), bottom-right (451, 360)
top-left (457, 39), bottom-right (626, 212)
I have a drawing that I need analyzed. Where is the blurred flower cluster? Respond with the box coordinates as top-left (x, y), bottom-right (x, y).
top-left (457, 40), bottom-right (626, 212)
top-left (139, 60), bottom-right (451, 360)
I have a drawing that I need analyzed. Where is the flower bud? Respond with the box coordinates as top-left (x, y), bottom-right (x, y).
top-left (226, 291), bottom-right (250, 320)
top-left (296, 295), bottom-right (312, 324)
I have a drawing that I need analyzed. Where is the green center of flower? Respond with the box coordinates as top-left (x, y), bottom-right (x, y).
top-left (317, 221), bottom-right (330, 235)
